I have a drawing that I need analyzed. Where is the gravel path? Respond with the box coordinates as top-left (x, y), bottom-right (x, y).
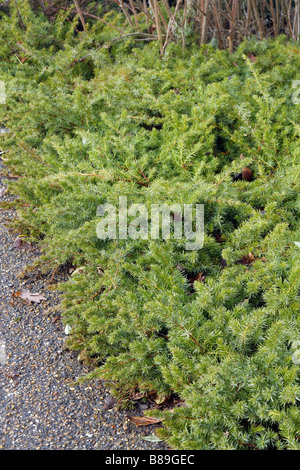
top-left (0, 161), bottom-right (167, 450)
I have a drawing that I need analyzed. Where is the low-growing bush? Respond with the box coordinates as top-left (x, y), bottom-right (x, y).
top-left (0, 2), bottom-right (300, 449)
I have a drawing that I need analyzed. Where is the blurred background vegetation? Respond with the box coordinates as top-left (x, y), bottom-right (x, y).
top-left (1, 1), bottom-right (299, 53)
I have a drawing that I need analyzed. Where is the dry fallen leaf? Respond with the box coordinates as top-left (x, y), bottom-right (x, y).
top-left (14, 237), bottom-right (32, 251)
top-left (126, 416), bottom-right (163, 426)
top-left (248, 53), bottom-right (257, 62)
top-left (236, 252), bottom-right (258, 265)
top-left (70, 266), bottom-right (85, 277)
top-left (188, 272), bottom-right (206, 285)
top-left (19, 290), bottom-right (47, 305)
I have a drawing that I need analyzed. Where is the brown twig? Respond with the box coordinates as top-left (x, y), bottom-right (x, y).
top-left (73, 0), bottom-right (87, 32)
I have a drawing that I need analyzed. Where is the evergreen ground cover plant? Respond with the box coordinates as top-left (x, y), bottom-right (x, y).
top-left (0, 2), bottom-right (300, 450)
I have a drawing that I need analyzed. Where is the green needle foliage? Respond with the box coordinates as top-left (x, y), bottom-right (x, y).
top-left (1, 1), bottom-right (300, 450)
